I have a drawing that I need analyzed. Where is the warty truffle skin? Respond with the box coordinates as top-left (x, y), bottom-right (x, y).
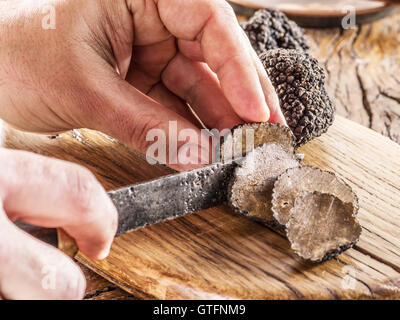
top-left (241, 8), bottom-right (310, 55)
top-left (260, 49), bottom-right (335, 147)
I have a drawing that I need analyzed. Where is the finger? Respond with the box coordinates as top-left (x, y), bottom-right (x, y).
top-left (0, 149), bottom-right (117, 260)
top-left (162, 53), bottom-right (243, 130)
top-left (178, 28), bottom-right (286, 126)
top-left (245, 35), bottom-right (286, 125)
top-left (0, 211), bottom-right (86, 299)
top-left (147, 82), bottom-right (201, 126)
top-left (178, 39), bottom-right (204, 62)
top-left (125, 37), bottom-right (177, 94)
top-left (84, 74), bottom-right (211, 170)
top-left (125, 38), bottom-right (201, 127)
top-left (156, 0), bottom-right (270, 122)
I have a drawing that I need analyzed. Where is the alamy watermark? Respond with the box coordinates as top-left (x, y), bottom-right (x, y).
top-left (341, 265), bottom-right (357, 290)
top-left (41, 264), bottom-right (81, 292)
top-left (145, 121), bottom-right (257, 166)
top-left (41, 4), bottom-right (56, 30)
top-left (341, 5), bottom-right (356, 30)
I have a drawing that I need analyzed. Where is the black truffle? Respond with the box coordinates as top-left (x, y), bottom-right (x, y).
top-left (241, 8), bottom-right (310, 55)
top-left (228, 142), bottom-right (300, 227)
top-left (286, 192), bottom-right (362, 262)
top-left (220, 122), bottom-right (296, 163)
top-left (272, 166), bottom-right (359, 229)
top-left (260, 49), bottom-right (335, 147)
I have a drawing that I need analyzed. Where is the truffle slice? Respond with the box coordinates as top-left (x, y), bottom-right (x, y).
top-left (228, 142), bottom-right (300, 226)
top-left (271, 166), bottom-right (358, 229)
top-left (220, 122), bottom-right (295, 163)
top-left (260, 49), bottom-right (335, 147)
top-left (287, 192), bottom-right (362, 262)
top-left (242, 8), bottom-right (310, 55)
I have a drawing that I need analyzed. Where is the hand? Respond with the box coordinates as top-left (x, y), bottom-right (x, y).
top-left (0, 148), bottom-right (117, 299)
top-left (0, 0), bottom-right (285, 170)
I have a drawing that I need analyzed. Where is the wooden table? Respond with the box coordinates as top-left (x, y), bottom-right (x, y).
top-left (7, 11), bottom-right (400, 300)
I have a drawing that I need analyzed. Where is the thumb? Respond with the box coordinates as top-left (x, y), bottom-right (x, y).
top-left (87, 77), bottom-right (212, 171)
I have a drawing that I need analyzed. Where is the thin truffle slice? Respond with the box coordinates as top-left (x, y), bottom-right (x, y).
top-left (287, 192), bottom-right (362, 262)
top-left (272, 166), bottom-right (358, 229)
top-left (228, 142), bottom-right (300, 226)
top-left (260, 49), bottom-right (335, 147)
top-left (220, 122), bottom-right (295, 163)
top-left (242, 8), bottom-right (310, 55)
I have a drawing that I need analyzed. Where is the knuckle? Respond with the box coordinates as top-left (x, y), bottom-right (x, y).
top-left (67, 166), bottom-right (100, 221)
top-left (129, 113), bottom-right (164, 153)
top-left (77, 84), bottom-right (109, 127)
top-left (211, 0), bottom-right (236, 18)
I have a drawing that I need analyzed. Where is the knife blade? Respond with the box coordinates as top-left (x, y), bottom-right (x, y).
top-left (108, 161), bottom-right (237, 236)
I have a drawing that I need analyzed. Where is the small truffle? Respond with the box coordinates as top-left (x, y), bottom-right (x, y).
top-left (271, 166), bottom-right (358, 229)
top-left (220, 122), bottom-right (296, 163)
top-left (286, 192), bottom-right (362, 262)
top-left (242, 8), bottom-right (310, 55)
top-left (228, 142), bottom-right (300, 226)
top-left (260, 49), bottom-right (335, 147)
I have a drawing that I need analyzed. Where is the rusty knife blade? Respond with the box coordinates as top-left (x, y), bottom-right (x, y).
top-left (108, 162), bottom-right (237, 236)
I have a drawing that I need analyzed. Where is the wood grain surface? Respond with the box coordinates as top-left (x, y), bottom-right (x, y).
top-left (5, 115), bottom-right (400, 299)
top-left (237, 11), bottom-right (400, 145)
top-left (307, 12), bottom-right (400, 144)
top-left (3, 10), bottom-right (400, 300)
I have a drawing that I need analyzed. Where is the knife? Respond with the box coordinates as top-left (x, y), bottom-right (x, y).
top-left (109, 161), bottom-right (237, 236)
top-left (109, 149), bottom-right (305, 236)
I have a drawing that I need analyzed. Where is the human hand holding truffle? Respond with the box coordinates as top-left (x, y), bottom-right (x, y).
top-left (0, 0), bottom-right (285, 171)
top-left (0, 0), bottom-right (286, 300)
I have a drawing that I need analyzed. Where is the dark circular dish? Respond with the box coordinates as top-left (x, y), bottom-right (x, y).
top-left (229, 0), bottom-right (400, 28)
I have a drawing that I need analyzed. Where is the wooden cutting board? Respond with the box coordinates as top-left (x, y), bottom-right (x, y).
top-left (4, 115), bottom-right (400, 299)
